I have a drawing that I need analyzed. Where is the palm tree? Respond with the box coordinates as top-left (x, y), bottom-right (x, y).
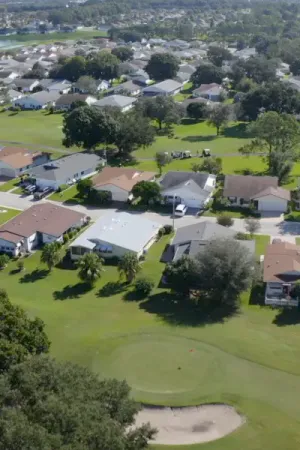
top-left (40, 242), bottom-right (61, 271)
top-left (78, 253), bottom-right (104, 286)
top-left (118, 252), bottom-right (141, 284)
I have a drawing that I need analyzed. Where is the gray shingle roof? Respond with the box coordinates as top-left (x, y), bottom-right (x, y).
top-left (143, 79), bottom-right (182, 94)
top-left (160, 171), bottom-right (211, 190)
top-left (93, 95), bottom-right (137, 108)
top-left (29, 153), bottom-right (102, 182)
top-left (223, 175), bottom-right (279, 200)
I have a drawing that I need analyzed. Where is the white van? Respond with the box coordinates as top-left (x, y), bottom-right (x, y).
top-left (174, 204), bottom-right (188, 217)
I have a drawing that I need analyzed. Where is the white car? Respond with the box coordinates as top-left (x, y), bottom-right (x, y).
top-left (174, 204), bottom-right (188, 217)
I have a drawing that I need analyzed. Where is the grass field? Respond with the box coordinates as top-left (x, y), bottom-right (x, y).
top-left (0, 29), bottom-right (107, 45)
top-left (0, 206), bottom-right (20, 224)
top-left (3, 233), bottom-right (300, 450)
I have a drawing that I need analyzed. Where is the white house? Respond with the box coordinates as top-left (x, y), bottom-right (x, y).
top-left (223, 175), bottom-right (290, 213)
top-left (93, 95), bottom-right (137, 113)
top-left (0, 203), bottom-right (86, 256)
top-left (160, 171), bottom-right (216, 209)
top-left (29, 153), bottom-right (104, 190)
top-left (13, 91), bottom-right (61, 109)
top-left (69, 212), bottom-right (161, 260)
top-left (55, 94), bottom-right (97, 111)
top-left (143, 79), bottom-right (182, 97)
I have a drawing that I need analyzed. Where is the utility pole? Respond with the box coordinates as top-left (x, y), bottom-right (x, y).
top-left (172, 193), bottom-right (176, 230)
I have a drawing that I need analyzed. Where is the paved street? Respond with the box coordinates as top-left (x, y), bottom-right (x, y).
top-left (0, 192), bottom-right (300, 242)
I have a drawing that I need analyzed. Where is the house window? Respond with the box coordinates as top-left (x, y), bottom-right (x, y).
top-left (81, 171), bottom-right (85, 175)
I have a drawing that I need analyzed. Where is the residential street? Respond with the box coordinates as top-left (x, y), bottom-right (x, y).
top-left (0, 191), bottom-right (299, 242)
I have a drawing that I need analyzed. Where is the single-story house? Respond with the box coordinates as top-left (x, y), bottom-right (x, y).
top-left (130, 69), bottom-right (151, 85)
top-left (12, 78), bottom-right (40, 93)
top-left (160, 171), bottom-right (216, 209)
top-left (69, 211), bottom-right (161, 260)
top-left (55, 94), bottom-right (97, 111)
top-left (165, 221), bottom-right (255, 262)
top-left (112, 80), bottom-right (142, 96)
top-left (47, 81), bottom-right (72, 94)
top-left (93, 95), bottom-right (137, 113)
top-left (264, 241), bottom-right (300, 307)
top-left (178, 64), bottom-right (196, 75)
top-left (13, 91), bottom-right (61, 110)
top-left (93, 167), bottom-right (156, 202)
top-left (6, 88), bottom-right (23, 102)
top-left (0, 203), bottom-right (87, 256)
top-left (192, 83), bottom-right (223, 101)
top-left (175, 71), bottom-right (191, 84)
top-left (29, 152), bottom-right (104, 190)
top-left (143, 79), bottom-right (182, 97)
top-left (0, 146), bottom-right (50, 178)
top-left (73, 79), bottom-right (110, 93)
top-left (0, 70), bottom-right (19, 81)
top-left (223, 175), bottom-right (290, 213)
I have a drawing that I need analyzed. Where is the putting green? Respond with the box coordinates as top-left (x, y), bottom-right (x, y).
top-left (95, 335), bottom-right (216, 396)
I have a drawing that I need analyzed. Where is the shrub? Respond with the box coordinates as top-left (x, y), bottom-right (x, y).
top-left (17, 260), bottom-right (25, 272)
top-left (63, 233), bottom-right (70, 244)
top-left (163, 224), bottom-right (174, 234)
top-left (0, 254), bottom-right (10, 269)
top-left (158, 227), bottom-right (165, 238)
top-left (217, 214), bottom-right (234, 227)
top-left (134, 277), bottom-right (154, 297)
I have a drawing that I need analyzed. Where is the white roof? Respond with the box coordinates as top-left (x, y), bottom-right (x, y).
top-left (70, 212), bottom-right (161, 253)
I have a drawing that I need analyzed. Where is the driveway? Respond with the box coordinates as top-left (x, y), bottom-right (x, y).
top-left (0, 192), bottom-right (299, 241)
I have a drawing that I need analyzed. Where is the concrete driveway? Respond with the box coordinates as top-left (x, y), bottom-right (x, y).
top-left (0, 192), bottom-right (299, 241)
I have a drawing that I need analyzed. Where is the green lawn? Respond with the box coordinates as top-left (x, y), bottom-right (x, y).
top-left (49, 185), bottom-right (78, 203)
top-left (0, 177), bottom-right (20, 192)
top-left (0, 29), bottom-right (107, 45)
top-left (2, 233), bottom-right (300, 449)
top-left (0, 207), bottom-right (21, 224)
top-left (0, 110), bottom-right (78, 151)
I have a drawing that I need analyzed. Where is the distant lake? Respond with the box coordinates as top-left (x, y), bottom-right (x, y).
top-left (0, 40), bottom-right (23, 50)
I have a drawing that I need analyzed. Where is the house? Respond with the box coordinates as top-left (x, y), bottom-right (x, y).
top-left (29, 152), bottom-right (104, 190)
top-left (73, 79), bottom-right (109, 93)
top-left (179, 64), bottom-right (196, 76)
top-left (131, 69), bottom-right (151, 85)
top-left (12, 78), bottom-right (39, 93)
top-left (112, 80), bottom-right (142, 96)
top-left (143, 79), bottom-right (182, 97)
top-left (93, 167), bottom-right (156, 202)
top-left (175, 71), bottom-right (191, 84)
top-left (264, 241), bottom-right (300, 307)
top-left (46, 81), bottom-right (72, 94)
top-left (55, 94), bottom-right (97, 111)
top-left (6, 89), bottom-right (23, 102)
top-left (93, 95), bottom-right (137, 112)
top-left (160, 171), bottom-right (216, 209)
top-left (0, 147), bottom-right (50, 178)
top-left (223, 175), bottom-right (291, 213)
top-left (13, 91), bottom-right (61, 110)
top-left (0, 203), bottom-right (87, 256)
top-left (165, 221), bottom-right (255, 262)
top-left (192, 83), bottom-right (223, 101)
top-left (69, 211), bottom-right (161, 260)
top-left (0, 70), bottom-right (19, 81)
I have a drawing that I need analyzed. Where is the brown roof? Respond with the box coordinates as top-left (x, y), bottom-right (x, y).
top-left (223, 175), bottom-right (279, 200)
top-left (0, 147), bottom-right (43, 169)
top-left (254, 186), bottom-right (290, 201)
top-left (93, 167), bottom-right (156, 193)
top-left (0, 203), bottom-right (86, 243)
top-left (264, 242), bottom-right (300, 282)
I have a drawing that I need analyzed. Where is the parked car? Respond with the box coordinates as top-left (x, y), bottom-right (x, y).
top-left (174, 204), bottom-right (188, 217)
top-left (34, 187), bottom-right (52, 200)
top-left (24, 184), bottom-right (36, 194)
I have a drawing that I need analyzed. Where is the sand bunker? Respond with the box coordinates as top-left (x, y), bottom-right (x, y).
top-left (134, 404), bottom-right (245, 445)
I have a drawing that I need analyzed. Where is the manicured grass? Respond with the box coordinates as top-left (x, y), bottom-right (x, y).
top-left (0, 206), bottom-right (20, 224)
top-left (254, 234), bottom-right (270, 257)
top-left (0, 110), bottom-right (78, 151)
top-left (0, 29), bottom-right (107, 44)
top-left (2, 233), bottom-right (300, 449)
top-left (0, 177), bottom-right (20, 192)
top-left (133, 121), bottom-right (250, 159)
top-left (49, 185), bottom-right (78, 203)
top-left (173, 82), bottom-right (193, 102)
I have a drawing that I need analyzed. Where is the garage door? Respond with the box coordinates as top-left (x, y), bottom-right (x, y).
top-left (182, 198), bottom-right (202, 208)
top-left (258, 198), bottom-right (287, 212)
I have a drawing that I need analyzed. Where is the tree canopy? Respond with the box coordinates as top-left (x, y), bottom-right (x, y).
top-left (132, 180), bottom-right (161, 204)
top-left (0, 356), bottom-right (155, 450)
top-left (136, 96), bottom-right (183, 130)
top-left (0, 289), bottom-right (50, 373)
top-left (111, 46), bottom-right (134, 62)
top-left (191, 63), bottom-right (223, 87)
top-left (145, 53), bottom-right (180, 81)
top-left (207, 46), bottom-right (232, 67)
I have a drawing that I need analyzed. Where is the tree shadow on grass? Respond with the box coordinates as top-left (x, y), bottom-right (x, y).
top-left (272, 308), bottom-right (300, 326)
top-left (223, 123), bottom-right (251, 139)
top-left (139, 291), bottom-right (238, 327)
top-left (123, 290), bottom-right (147, 302)
top-left (19, 268), bottom-right (49, 283)
top-left (181, 135), bottom-right (216, 143)
top-left (53, 282), bottom-right (91, 300)
top-left (98, 281), bottom-right (126, 297)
